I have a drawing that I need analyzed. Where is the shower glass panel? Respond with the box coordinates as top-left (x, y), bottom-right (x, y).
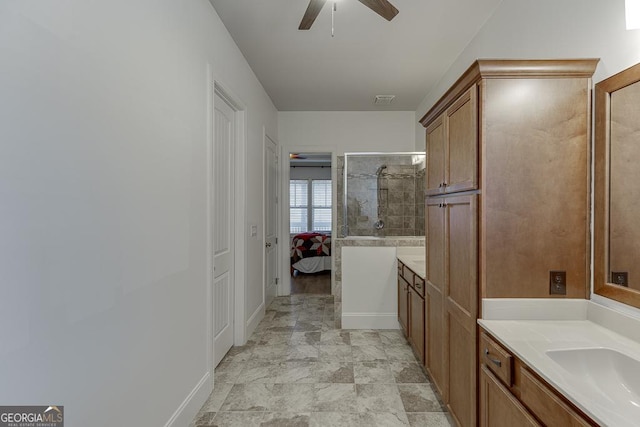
top-left (340, 152), bottom-right (426, 237)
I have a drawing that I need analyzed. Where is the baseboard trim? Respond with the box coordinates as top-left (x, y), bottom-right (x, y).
top-left (164, 372), bottom-right (211, 427)
top-left (246, 302), bottom-right (265, 341)
top-left (342, 312), bottom-right (401, 329)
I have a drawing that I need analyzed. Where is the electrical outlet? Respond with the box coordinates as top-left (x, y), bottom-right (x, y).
top-left (549, 271), bottom-right (567, 295)
top-left (611, 271), bottom-right (629, 287)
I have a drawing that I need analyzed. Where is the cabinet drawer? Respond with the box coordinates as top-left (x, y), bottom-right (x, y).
top-left (413, 275), bottom-right (425, 296)
top-left (480, 332), bottom-right (513, 387)
top-left (519, 368), bottom-right (594, 427)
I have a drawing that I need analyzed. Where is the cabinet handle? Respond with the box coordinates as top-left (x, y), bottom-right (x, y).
top-left (484, 348), bottom-right (502, 367)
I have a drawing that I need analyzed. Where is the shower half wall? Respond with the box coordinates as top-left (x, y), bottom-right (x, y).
top-left (332, 153), bottom-right (425, 329)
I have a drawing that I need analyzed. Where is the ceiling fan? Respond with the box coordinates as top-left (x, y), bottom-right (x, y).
top-left (298, 0), bottom-right (399, 30)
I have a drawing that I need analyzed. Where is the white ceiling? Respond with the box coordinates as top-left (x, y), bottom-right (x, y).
top-left (210, 0), bottom-right (503, 111)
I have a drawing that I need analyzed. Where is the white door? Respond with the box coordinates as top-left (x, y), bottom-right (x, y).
top-left (264, 135), bottom-right (279, 306)
top-left (213, 92), bottom-right (235, 367)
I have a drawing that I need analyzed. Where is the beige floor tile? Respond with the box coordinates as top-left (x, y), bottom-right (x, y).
top-left (194, 295), bottom-right (452, 427)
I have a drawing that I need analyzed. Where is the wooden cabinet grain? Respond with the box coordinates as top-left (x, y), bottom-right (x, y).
top-left (479, 330), bottom-right (597, 427)
top-left (397, 260), bottom-right (425, 364)
top-left (426, 194), bottom-right (477, 425)
top-left (479, 366), bottom-right (540, 427)
top-left (421, 59), bottom-right (598, 427)
top-left (425, 198), bottom-right (446, 397)
top-left (398, 264), bottom-right (409, 336)
top-left (408, 284), bottom-right (425, 363)
top-left (425, 87), bottom-right (478, 196)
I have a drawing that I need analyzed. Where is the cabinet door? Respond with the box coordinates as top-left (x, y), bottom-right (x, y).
top-left (445, 86), bottom-right (478, 193)
top-left (425, 198), bottom-right (446, 397)
top-left (398, 275), bottom-right (409, 337)
top-left (481, 78), bottom-right (589, 298)
top-left (445, 194), bottom-right (478, 427)
top-left (480, 366), bottom-right (540, 427)
top-left (409, 286), bottom-right (425, 364)
top-left (519, 368), bottom-right (593, 427)
top-left (425, 115), bottom-right (446, 196)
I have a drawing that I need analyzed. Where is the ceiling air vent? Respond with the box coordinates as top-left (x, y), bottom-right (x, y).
top-left (374, 95), bottom-right (395, 105)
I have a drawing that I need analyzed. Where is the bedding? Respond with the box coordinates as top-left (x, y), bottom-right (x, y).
top-left (290, 232), bottom-right (331, 274)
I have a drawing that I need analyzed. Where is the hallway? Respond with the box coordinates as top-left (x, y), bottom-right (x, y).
top-left (192, 295), bottom-right (453, 426)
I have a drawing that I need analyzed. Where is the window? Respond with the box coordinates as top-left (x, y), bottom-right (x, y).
top-left (289, 180), bottom-right (308, 233)
top-left (312, 180), bottom-right (331, 231)
top-left (289, 179), bottom-right (332, 233)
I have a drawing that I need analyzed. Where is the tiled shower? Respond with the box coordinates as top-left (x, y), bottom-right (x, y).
top-left (337, 153), bottom-right (426, 237)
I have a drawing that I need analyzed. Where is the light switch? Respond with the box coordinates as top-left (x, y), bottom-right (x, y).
top-left (250, 225), bottom-right (258, 237)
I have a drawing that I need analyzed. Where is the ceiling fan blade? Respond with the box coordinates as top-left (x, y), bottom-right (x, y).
top-left (356, 0), bottom-right (399, 21)
top-left (299, 0), bottom-right (328, 30)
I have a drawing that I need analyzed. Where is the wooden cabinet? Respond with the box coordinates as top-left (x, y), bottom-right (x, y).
top-left (446, 195), bottom-right (477, 427)
top-left (398, 263), bottom-right (409, 335)
top-left (421, 59), bottom-right (598, 427)
top-left (480, 366), bottom-right (540, 427)
top-left (397, 260), bottom-right (425, 364)
top-left (425, 194), bottom-right (477, 426)
top-left (479, 330), bottom-right (596, 427)
top-left (425, 87), bottom-right (478, 196)
top-left (425, 199), bottom-right (446, 397)
top-left (409, 284), bottom-right (425, 363)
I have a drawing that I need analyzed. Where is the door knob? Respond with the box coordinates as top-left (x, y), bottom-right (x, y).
top-left (265, 242), bottom-right (272, 248)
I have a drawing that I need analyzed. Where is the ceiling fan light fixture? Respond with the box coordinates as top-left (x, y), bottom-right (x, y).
top-left (374, 95), bottom-right (395, 105)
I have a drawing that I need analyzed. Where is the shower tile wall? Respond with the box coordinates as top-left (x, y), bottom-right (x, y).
top-left (338, 155), bottom-right (425, 237)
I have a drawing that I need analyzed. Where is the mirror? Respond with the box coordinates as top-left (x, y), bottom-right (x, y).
top-left (595, 62), bottom-right (640, 309)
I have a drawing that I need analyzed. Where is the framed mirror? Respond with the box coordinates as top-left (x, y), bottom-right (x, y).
top-left (595, 62), bottom-right (640, 309)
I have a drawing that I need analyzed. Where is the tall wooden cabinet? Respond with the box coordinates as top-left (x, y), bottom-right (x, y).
top-left (421, 59), bottom-right (597, 427)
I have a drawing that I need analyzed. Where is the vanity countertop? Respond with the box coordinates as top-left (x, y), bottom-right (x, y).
top-left (396, 246), bottom-right (425, 279)
top-left (479, 299), bottom-right (640, 427)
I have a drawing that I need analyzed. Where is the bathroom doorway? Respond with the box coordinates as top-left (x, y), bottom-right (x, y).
top-left (287, 152), bottom-right (333, 295)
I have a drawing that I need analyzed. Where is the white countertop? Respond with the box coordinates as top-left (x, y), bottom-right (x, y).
top-left (396, 246), bottom-right (425, 279)
top-left (479, 299), bottom-right (640, 427)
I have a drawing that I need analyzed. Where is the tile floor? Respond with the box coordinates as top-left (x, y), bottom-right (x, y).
top-left (193, 295), bottom-right (453, 427)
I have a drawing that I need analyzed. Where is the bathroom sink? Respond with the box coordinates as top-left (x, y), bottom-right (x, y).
top-left (546, 348), bottom-right (640, 413)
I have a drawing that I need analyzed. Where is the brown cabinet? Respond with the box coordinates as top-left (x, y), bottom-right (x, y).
top-left (409, 284), bottom-right (425, 363)
top-left (480, 366), bottom-right (540, 427)
top-left (479, 330), bottom-right (596, 427)
top-left (425, 87), bottom-right (478, 196)
top-left (397, 260), bottom-right (425, 364)
top-left (425, 194), bottom-right (477, 426)
top-left (398, 263), bottom-right (409, 335)
top-left (421, 59), bottom-right (598, 427)
top-left (425, 198), bottom-right (446, 396)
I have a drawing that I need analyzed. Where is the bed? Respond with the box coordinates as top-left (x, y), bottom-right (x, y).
top-left (290, 232), bottom-right (332, 274)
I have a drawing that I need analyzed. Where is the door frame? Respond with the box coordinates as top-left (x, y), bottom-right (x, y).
top-left (207, 72), bottom-right (247, 382)
top-left (263, 129), bottom-right (280, 302)
top-left (279, 145), bottom-right (337, 296)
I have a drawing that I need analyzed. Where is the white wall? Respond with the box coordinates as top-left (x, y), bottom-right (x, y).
top-left (413, 0), bottom-right (640, 316)
top-left (414, 0), bottom-right (640, 148)
top-left (342, 247), bottom-right (400, 329)
top-left (0, 1), bottom-right (276, 426)
top-left (279, 111), bottom-right (416, 154)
